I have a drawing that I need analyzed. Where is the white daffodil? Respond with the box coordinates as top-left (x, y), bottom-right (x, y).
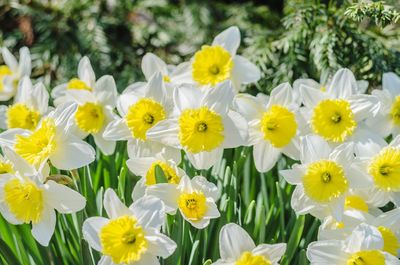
top-left (141, 52), bottom-right (191, 88)
top-left (298, 68), bottom-right (384, 151)
top-left (234, 82), bottom-right (302, 172)
top-left (0, 104), bottom-right (95, 170)
top-left (103, 72), bottom-right (180, 161)
top-left (0, 77), bottom-right (49, 131)
top-left (352, 135), bottom-right (400, 207)
top-left (211, 223), bottom-right (286, 265)
top-left (147, 175), bottom-right (220, 229)
top-left (65, 75), bottom-right (118, 155)
top-left (147, 81), bottom-right (247, 169)
top-left (83, 189), bottom-right (176, 265)
top-left (179, 26), bottom-right (260, 92)
top-left (279, 135), bottom-right (370, 221)
top-left (319, 208), bottom-right (400, 258)
top-left (0, 46), bottom-right (31, 101)
top-left (0, 146), bottom-right (86, 246)
top-left (366, 72), bottom-right (400, 137)
top-left (51, 56), bottom-right (96, 105)
top-left (307, 223), bottom-right (400, 265)
top-left (127, 151), bottom-right (185, 201)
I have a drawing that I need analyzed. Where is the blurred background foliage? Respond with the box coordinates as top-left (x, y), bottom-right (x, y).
top-left (1, 0), bottom-right (399, 94)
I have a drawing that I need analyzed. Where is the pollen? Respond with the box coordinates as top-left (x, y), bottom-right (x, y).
top-left (235, 251), bottom-right (272, 265)
top-left (192, 45), bottom-right (233, 86)
top-left (75, 102), bottom-right (105, 134)
top-left (303, 160), bottom-right (348, 202)
top-left (178, 192), bottom-right (208, 221)
top-left (346, 250), bottom-right (385, 265)
top-left (178, 106), bottom-right (224, 153)
top-left (125, 98), bottom-right (166, 141)
top-left (14, 118), bottom-right (57, 167)
top-left (67, 78), bottom-right (92, 91)
top-left (145, 161), bottom-right (180, 185)
top-left (369, 147), bottom-right (400, 192)
top-left (100, 216), bottom-right (148, 264)
top-left (261, 105), bottom-right (297, 148)
top-left (311, 99), bottom-right (356, 143)
top-left (7, 103), bottom-right (41, 130)
top-left (4, 179), bottom-right (44, 224)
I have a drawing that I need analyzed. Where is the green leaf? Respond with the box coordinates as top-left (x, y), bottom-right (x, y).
top-left (155, 165), bottom-right (168, 184)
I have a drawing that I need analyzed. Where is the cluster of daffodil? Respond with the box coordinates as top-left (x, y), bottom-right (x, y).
top-left (0, 25), bottom-right (400, 265)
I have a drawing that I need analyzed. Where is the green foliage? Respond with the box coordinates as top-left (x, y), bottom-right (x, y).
top-left (345, 1), bottom-right (400, 26)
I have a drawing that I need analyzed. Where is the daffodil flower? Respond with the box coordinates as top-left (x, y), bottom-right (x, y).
top-left (51, 56), bottom-right (96, 105)
top-left (366, 72), bottom-right (400, 138)
top-left (179, 26), bottom-right (260, 92)
top-left (279, 135), bottom-right (371, 221)
top-left (299, 68), bottom-right (384, 151)
top-left (103, 72), bottom-right (181, 161)
top-left (147, 81), bottom-right (247, 169)
top-left (0, 146), bottom-right (86, 246)
top-left (147, 175), bottom-right (220, 229)
top-left (0, 47), bottom-right (31, 101)
top-left (0, 104), bottom-right (95, 170)
top-left (352, 135), bottom-right (400, 207)
top-left (83, 189), bottom-right (176, 265)
top-left (211, 223), bottom-right (286, 265)
top-left (234, 83), bottom-right (302, 172)
top-left (307, 223), bottom-right (400, 265)
top-left (65, 75), bottom-right (118, 155)
top-left (0, 77), bottom-right (49, 130)
top-left (127, 151), bottom-right (185, 201)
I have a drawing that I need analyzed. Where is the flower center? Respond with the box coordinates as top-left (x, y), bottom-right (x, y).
top-left (378, 226), bottom-right (399, 256)
top-left (67, 78), bottom-right (92, 91)
top-left (369, 147), bottom-right (400, 192)
top-left (14, 118), bottom-right (57, 167)
top-left (235, 251), bottom-right (271, 265)
top-left (100, 216), bottom-right (148, 264)
top-left (178, 192), bottom-right (207, 221)
top-left (0, 65), bottom-right (12, 92)
top-left (390, 96), bottom-right (400, 126)
top-left (311, 99), bottom-right (356, 143)
top-left (4, 179), bottom-right (43, 224)
top-left (125, 98), bottom-right (166, 141)
top-left (178, 106), bottom-right (224, 153)
top-left (346, 250), bottom-right (385, 265)
top-left (261, 105), bottom-right (297, 148)
top-left (192, 45), bottom-right (234, 86)
top-left (345, 195), bottom-right (369, 212)
top-left (75, 102), bottom-right (105, 134)
top-left (145, 161), bottom-right (180, 185)
top-left (7, 103), bottom-right (41, 130)
top-left (303, 160), bottom-right (348, 202)
top-left (163, 75), bottom-right (171, 83)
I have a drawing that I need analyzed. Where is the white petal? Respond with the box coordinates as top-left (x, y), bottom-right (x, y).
top-left (94, 75), bottom-right (118, 107)
top-left (146, 119), bottom-right (180, 148)
top-left (231, 55), bottom-right (260, 86)
top-left (129, 195), bottom-right (165, 230)
top-left (78, 56), bottom-right (95, 86)
top-left (18, 47), bottom-right (31, 76)
top-left (383, 72), bottom-right (400, 96)
top-left (252, 243), bottom-right (286, 264)
top-left (98, 256), bottom-right (113, 265)
top-left (281, 136), bottom-right (300, 160)
top-left (2, 145), bottom-right (35, 176)
top-left (0, 105), bottom-right (7, 129)
top-left (344, 223), bottom-right (383, 252)
top-left (103, 188), bottom-right (131, 219)
top-left (141, 53), bottom-right (168, 81)
top-left (145, 228), bottom-right (177, 258)
top-left (219, 223), bottom-right (255, 260)
top-left (212, 26), bottom-right (240, 55)
top-left (202, 81), bottom-right (234, 114)
top-left (31, 82), bottom-right (49, 114)
top-left (14, 76), bottom-right (33, 104)
top-left (328, 68), bottom-right (358, 98)
top-left (222, 111), bottom-right (248, 148)
top-left (126, 157), bottom-right (155, 177)
top-left (0, 202), bottom-right (23, 225)
top-left (356, 80), bottom-right (369, 94)
top-left (365, 114), bottom-right (393, 138)
top-left (348, 94), bottom-right (380, 120)
top-left (82, 217), bottom-right (109, 251)
top-left (132, 178), bottom-right (147, 202)
top-left (31, 207), bottom-right (56, 246)
top-left (205, 199), bottom-right (220, 219)
top-left (93, 133), bottom-right (116, 156)
top-left (117, 92), bottom-right (139, 117)
top-left (2, 47), bottom-right (18, 71)
top-left (253, 141), bottom-right (280, 173)
top-left (233, 93), bottom-right (264, 121)
top-left (67, 90), bottom-right (96, 105)
top-left (0, 128), bottom-right (30, 146)
top-left (268, 82), bottom-right (294, 107)
top-left (279, 164), bottom-right (304, 185)
top-left (300, 135), bottom-right (331, 164)
top-left (44, 180), bottom-right (86, 213)
top-left (186, 148), bottom-right (223, 170)
top-left (299, 84), bottom-right (327, 108)
top-left (50, 136), bottom-right (95, 170)
top-left (191, 176), bottom-right (219, 201)
top-left (134, 254), bottom-right (159, 265)
top-left (145, 184), bottom-right (179, 213)
top-left (103, 118), bottom-right (131, 141)
top-left (306, 240), bottom-right (347, 264)
top-left (291, 186), bottom-right (323, 217)
top-left (173, 84), bottom-right (203, 112)
top-left (145, 72), bottom-right (167, 104)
